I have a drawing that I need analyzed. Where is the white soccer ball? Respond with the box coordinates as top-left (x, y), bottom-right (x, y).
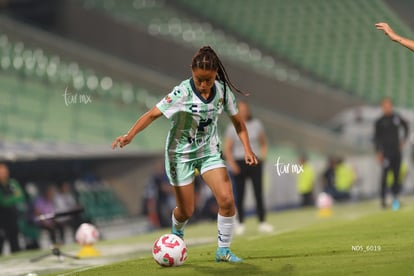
top-left (75, 223), bottom-right (100, 246)
top-left (316, 192), bottom-right (333, 209)
top-left (152, 234), bottom-right (187, 267)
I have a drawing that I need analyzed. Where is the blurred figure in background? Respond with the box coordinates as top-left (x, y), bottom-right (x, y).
top-left (142, 161), bottom-right (175, 229)
top-left (54, 181), bottom-right (82, 242)
top-left (34, 184), bottom-right (64, 245)
top-left (0, 163), bottom-right (24, 254)
top-left (193, 174), bottom-right (218, 221)
top-left (322, 156), bottom-right (337, 197)
top-left (386, 161), bottom-right (408, 192)
top-left (224, 101), bottom-right (273, 235)
top-left (322, 156), bottom-right (356, 201)
top-left (296, 154), bottom-right (315, 207)
top-left (375, 22), bottom-right (414, 52)
top-left (373, 97), bottom-right (408, 210)
top-left (333, 158), bottom-right (356, 201)
top-left (20, 182), bottom-right (40, 250)
top-left (142, 173), bottom-right (159, 229)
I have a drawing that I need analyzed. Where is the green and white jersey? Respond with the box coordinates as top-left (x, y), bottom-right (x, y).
top-left (156, 78), bottom-right (238, 162)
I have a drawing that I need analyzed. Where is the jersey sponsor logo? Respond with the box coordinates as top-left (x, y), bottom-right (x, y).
top-left (187, 117), bottom-right (213, 144)
top-left (189, 104), bottom-right (216, 113)
top-left (197, 118), bottom-right (212, 131)
top-left (187, 137), bottom-right (203, 144)
top-left (190, 104), bottom-right (197, 113)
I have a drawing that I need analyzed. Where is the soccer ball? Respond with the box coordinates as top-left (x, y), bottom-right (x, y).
top-left (75, 223), bottom-right (100, 246)
top-left (316, 192), bottom-right (333, 209)
top-left (152, 234), bottom-right (187, 267)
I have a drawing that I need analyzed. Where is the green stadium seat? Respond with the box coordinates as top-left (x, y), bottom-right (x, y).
top-left (170, 0), bottom-right (414, 107)
top-left (0, 28), bottom-right (169, 150)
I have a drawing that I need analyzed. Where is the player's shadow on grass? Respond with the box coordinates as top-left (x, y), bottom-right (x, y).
top-left (188, 262), bottom-right (263, 275)
top-left (189, 261), bottom-right (296, 276)
top-left (184, 253), bottom-right (304, 276)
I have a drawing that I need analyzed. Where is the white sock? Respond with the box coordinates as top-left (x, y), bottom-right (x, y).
top-left (172, 209), bottom-right (189, 231)
top-left (217, 214), bottom-right (235, 248)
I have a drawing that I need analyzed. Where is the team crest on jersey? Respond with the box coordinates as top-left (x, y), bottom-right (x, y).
top-left (164, 95), bottom-right (172, 104)
top-left (217, 98), bottom-right (224, 108)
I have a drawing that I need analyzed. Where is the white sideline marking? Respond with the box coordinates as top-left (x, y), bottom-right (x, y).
top-left (57, 265), bottom-right (106, 276)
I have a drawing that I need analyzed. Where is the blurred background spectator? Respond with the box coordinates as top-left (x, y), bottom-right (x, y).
top-left (321, 156), bottom-right (356, 202)
top-left (142, 161), bottom-right (175, 229)
top-left (34, 184), bottom-right (64, 245)
top-left (296, 154), bottom-right (315, 207)
top-left (53, 181), bottom-right (82, 241)
top-left (225, 101), bottom-right (273, 235)
top-left (0, 163), bottom-right (24, 253)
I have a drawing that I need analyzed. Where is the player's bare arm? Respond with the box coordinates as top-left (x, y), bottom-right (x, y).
top-left (112, 106), bottom-right (163, 149)
top-left (375, 22), bottom-right (414, 52)
top-left (230, 114), bottom-right (258, 166)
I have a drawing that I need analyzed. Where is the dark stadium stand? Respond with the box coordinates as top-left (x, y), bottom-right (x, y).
top-left (76, 182), bottom-right (128, 222)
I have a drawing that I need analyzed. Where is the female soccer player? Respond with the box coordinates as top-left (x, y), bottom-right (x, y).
top-left (375, 22), bottom-right (414, 52)
top-left (112, 46), bottom-right (258, 263)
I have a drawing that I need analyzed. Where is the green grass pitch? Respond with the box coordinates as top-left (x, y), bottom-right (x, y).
top-left (42, 197), bottom-right (414, 276)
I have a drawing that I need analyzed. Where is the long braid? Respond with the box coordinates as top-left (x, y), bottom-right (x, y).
top-left (216, 54), bottom-right (249, 96)
top-left (191, 46), bottom-right (249, 96)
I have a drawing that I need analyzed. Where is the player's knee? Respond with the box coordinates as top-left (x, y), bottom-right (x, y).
top-left (217, 192), bottom-right (234, 211)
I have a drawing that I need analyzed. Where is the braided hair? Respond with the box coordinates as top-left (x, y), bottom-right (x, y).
top-left (191, 46), bottom-right (249, 97)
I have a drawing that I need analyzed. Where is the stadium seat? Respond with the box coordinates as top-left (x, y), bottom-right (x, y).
top-left (172, 0), bottom-right (414, 107)
top-left (0, 30), bottom-right (169, 149)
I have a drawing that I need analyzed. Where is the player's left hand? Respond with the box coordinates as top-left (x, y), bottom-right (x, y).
top-left (375, 22), bottom-right (399, 41)
top-left (245, 152), bottom-right (259, 166)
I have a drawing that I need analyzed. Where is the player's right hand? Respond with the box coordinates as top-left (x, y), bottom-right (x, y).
top-left (245, 151), bottom-right (259, 166)
top-left (112, 134), bottom-right (131, 149)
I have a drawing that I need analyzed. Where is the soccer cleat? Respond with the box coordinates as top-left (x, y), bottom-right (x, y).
top-left (392, 199), bottom-right (400, 211)
top-left (215, 247), bottom-right (243, 263)
top-left (172, 224), bottom-right (184, 239)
